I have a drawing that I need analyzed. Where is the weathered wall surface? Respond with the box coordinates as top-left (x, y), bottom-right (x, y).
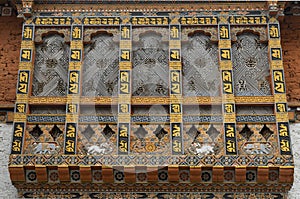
top-left (281, 16), bottom-right (300, 105)
top-left (0, 17), bottom-right (22, 106)
top-left (288, 123), bottom-right (300, 198)
top-left (0, 124), bottom-right (18, 198)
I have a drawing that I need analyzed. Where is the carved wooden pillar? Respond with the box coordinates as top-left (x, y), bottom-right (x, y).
top-left (268, 18), bottom-right (292, 155)
top-left (64, 22), bottom-right (83, 154)
top-left (117, 23), bottom-right (132, 155)
top-left (169, 21), bottom-right (183, 155)
top-left (11, 22), bottom-right (35, 155)
top-left (219, 17), bottom-right (238, 155)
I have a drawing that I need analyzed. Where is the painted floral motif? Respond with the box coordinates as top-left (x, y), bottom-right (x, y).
top-left (130, 124), bottom-right (170, 155)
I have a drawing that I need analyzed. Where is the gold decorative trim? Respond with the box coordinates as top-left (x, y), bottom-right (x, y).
top-left (31, 2), bottom-right (268, 13)
top-left (274, 94), bottom-right (287, 102)
top-left (235, 96), bottom-right (274, 104)
top-left (269, 39), bottom-right (281, 47)
top-left (276, 113), bottom-right (289, 122)
top-left (80, 97), bottom-right (116, 104)
top-left (28, 97), bottom-right (67, 104)
top-left (26, 96), bottom-right (277, 105)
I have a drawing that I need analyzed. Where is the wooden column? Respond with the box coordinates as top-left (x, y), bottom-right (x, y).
top-left (11, 23), bottom-right (35, 155)
top-left (218, 19), bottom-right (238, 155)
top-left (169, 22), bottom-right (184, 155)
top-left (64, 24), bottom-right (83, 154)
top-left (117, 24), bottom-right (132, 155)
top-left (268, 18), bottom-right (292, 155)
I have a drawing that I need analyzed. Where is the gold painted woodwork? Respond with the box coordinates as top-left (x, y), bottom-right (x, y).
top-left (31, 2), bottom-right (269, 14)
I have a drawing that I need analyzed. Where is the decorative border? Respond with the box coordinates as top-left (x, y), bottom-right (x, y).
top-left (9, 154), bottom-right (294, 167)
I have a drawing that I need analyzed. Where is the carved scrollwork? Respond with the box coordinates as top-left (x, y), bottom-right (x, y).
top-left (182, 31), bottom-right (220, 96)
top-left (232, 33), bottom-right (271, 96)
top-left (82, 31), bottom-right (119, 96)
top-left (132, 29), bottom-right (169, 96)
top-left (32, 34), bottom-right (69, 96)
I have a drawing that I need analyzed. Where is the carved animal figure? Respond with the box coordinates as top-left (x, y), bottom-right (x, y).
top-left (87, 145), bottom-right (106, 155)
top-left (244, 143), bottom-right (272, 154)
top-left (190, 142), bottom-right (215, 155)
top-left (33, 142), bottom-right (58, 154)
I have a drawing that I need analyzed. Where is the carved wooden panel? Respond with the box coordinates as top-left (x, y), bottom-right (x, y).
top-left (232, 33), bottom-right (271, 96)
top-left (32, 34), bottom-right (69, 96)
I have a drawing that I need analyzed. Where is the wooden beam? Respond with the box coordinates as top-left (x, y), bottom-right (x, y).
top-left (168, 165), bottom-right (179, 182)
top-left (190, 166), bottom-right (201, 183)
top-left (58, 165), bottom-right (70, 182)
top-left (124, 166), bottom-right (136, 183)
top-left (102, 166), bottom-right (114, 183)
top-left (80, 166), bottom-right (92, 182)
top-left (257, 166), bottom-right (269, 183)
top-left (235, 166), bottom-right (246, 182)
top-left (212, 166), bottom-right (224, 182)
top-left (9, 166), bottom-right (25, 182)
top-left (279, 166), bottom-right (294, 183)
top-left (35, 165), bottom-right (47, 182)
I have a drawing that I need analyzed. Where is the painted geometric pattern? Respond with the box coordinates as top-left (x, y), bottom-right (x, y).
top-left (77, 124), bottom-right (117, 155)
top-left (32, 34), bottom-right (69, 96)
top-left (82, 33), bottom-right (119, 96)
top-left (18, 190), bottom-right (286, 199)
top-left (132, 29), bottom-right (169, 96)
top-left (10, 154), bottom-right (293, 166)
top-left (23, 167), bottom-right (283, 185)
top-left (182, 32), bottom-right (220, 96)
top-left (236, 124), bottom-right (278, 156)
top-left (23, 124), bottom-right (65, 154)
top-left (232, 33), bottom-right (271, 96)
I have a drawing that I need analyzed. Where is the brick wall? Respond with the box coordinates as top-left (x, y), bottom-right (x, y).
top-left (281, 16), bottom-right (300, 105)
top-left (0, 17), bottom-right (22, 106)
